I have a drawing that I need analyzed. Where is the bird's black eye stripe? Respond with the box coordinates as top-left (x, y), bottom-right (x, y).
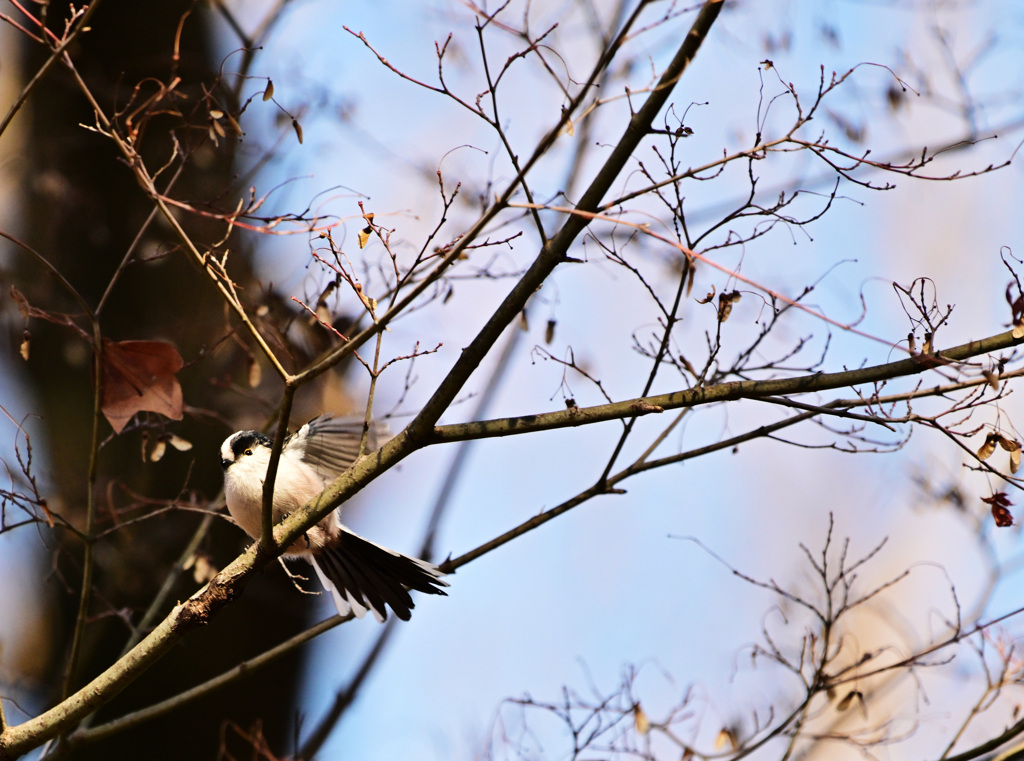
top-left (230, 431), bottom-right (272, 460)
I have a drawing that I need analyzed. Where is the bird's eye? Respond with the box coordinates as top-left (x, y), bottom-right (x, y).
top-left (244, 448), bottom-right (253, 456)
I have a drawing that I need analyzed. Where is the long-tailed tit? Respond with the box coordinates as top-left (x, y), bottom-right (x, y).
top-left (219, 416), bottom-right (447, 622)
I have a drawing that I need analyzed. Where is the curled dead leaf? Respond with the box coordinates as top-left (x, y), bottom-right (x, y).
top-left (357, 227), bottom-right (371, 249)
top-left (545, 319), bottom-right (556, 345)
top-left (99, 339), bottom-right (184, 434)
top-left (697, 283), bottom-right (716, 304)
top-left (263, 79), bottom-right (274, 101)
top-left (982, 492), bottom-right (1014, 527)
top-left (292, 118), bottom-right (303, 144)
top-left (718, 290), bottom-right (741, 323)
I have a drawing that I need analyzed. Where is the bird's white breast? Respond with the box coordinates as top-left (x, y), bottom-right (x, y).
top-left (224, 451), bottom-right (328, 551)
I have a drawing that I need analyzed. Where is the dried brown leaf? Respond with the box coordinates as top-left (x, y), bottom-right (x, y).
top-left (247, 354), bottom-right (262, 388)
top-left (982, 492), bottom-right (1014, 527)
top-left (978, 432), bottom-right (999, 461)
top-left (545, 319), bottom-right (556, 345)
top-left (100, 339), bottom-right (184, 434)
top-left (717, 290), bottom-right (741, 323)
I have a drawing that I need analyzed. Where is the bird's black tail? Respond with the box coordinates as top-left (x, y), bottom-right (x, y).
top-left (312, 529), bottom-right (448, 622)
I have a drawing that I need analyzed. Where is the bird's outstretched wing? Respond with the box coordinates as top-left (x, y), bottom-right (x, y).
top-left (284, 415), bottom-right (387, 480)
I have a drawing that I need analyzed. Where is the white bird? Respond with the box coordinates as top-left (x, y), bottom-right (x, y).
top-left (219, 416), bottom-right (447, 621)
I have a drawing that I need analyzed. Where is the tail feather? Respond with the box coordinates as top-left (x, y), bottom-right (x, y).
top-left (313, 529), bottom-right (448, 622)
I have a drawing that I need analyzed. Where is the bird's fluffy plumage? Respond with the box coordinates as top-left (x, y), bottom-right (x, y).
top-left (220, 416), bottom-right (447, 621)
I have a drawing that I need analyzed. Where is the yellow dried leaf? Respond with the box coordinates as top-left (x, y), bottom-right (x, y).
top-left (248, 355), bottom-right (262, 388)
top-left (978, 433), bottom-right (999, 461)
top-left (263, 80), bottom-right (274, 101)
top-left (357, 228), bottom-right (371, 249)
top-left (1012, 448), bottom-right (1021, 474)
top-left (149, 438), bottom-right (167, 462)
top-left (714, 728), bottom-right (737, 750)
top-left (168, 434), bottom-right (193, 452)
top-left (633, 704), bottom-right (650, 735)
top-left (224, 112), bottom-right (242, 136)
